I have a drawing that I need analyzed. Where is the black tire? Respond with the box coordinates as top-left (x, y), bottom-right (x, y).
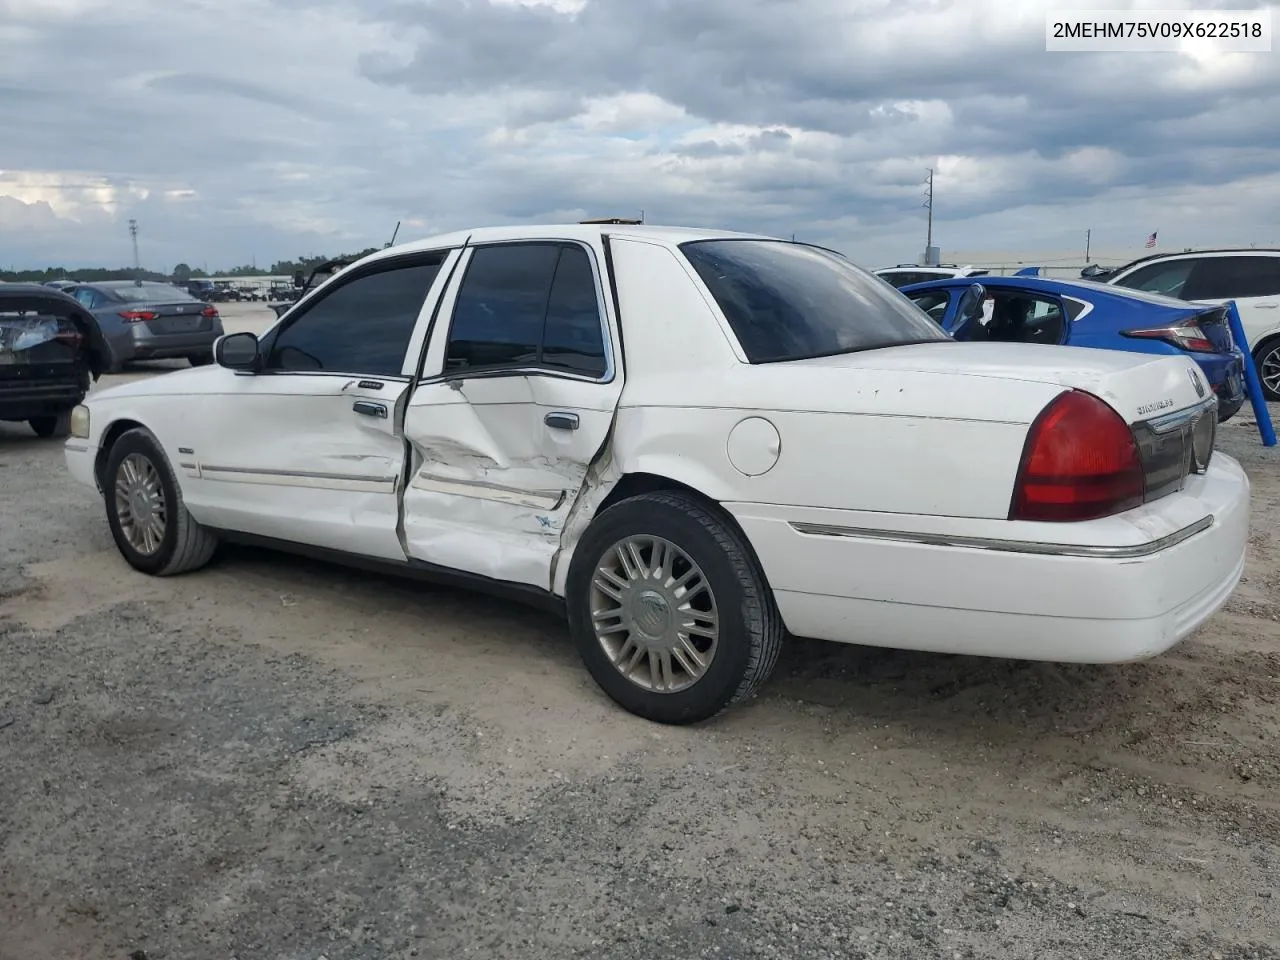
top-left (1253, 338), bottom-right (1280, 402)
top-left (565, 491), bottom-right (784, 725)
top-left (188, 352), bottom-right (214, 367)
top-left (102, 428), bottom-right (219, 576)
top-left (28, 410), bottom-right (71, 439)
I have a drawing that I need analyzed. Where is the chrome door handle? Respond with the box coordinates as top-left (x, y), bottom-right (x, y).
top-left (1255, 303), bottom-right (1279, 309)
top-left (353, 400), bottom-right (387, 419)
top-left (544, 411), bottom-right (580, 431)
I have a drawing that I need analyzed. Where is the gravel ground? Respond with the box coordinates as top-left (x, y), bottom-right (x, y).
top-left (2, 304), bottom-right (1278, 959)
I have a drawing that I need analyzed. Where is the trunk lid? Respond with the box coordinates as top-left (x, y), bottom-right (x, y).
top-left (1192, 304), bottom-right (1235, 354)
top-left (795, 341), bottom-right (1211, 425)
top-left (118, 300), bottom-right (215, 335)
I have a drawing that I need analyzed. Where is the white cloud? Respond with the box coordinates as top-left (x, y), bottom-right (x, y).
top-left (1, 0), bottom-right (1278, 269)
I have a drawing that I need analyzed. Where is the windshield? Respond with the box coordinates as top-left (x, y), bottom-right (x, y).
top-left (111, 283), bottom-right (200, 304)
top-left (680, 239), bottom-right (950, 363)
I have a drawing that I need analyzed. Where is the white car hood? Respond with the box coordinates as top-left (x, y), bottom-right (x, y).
top-left (88, 365), bottom-right (229, 402)
top-left (789, 341), bottom-right (1210, 424)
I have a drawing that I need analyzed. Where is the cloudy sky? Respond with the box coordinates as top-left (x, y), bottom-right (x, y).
top-left (1, 0), bottom-right (1277, 272)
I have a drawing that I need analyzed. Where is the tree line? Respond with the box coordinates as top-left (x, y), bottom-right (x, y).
top-left (0, 248), bottom-right (385, 285)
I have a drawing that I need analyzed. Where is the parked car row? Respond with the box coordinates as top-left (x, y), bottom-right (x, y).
top-left (60, 223), bottom-right (1248, 726)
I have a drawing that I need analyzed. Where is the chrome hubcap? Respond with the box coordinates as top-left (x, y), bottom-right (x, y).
top-left (590, 535), bottom-right (719, 693)
top-left (114, 453), bottom-right (167, 555)
top-left (1261, 346), bottom-right (1280, 395)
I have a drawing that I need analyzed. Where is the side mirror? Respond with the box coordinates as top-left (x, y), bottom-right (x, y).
top-left (956, 283), bottom-right (987, 324)
top-left (293, 270), bottom-right (305, 289)
top-left (214, 332), bottom-right (262, 372)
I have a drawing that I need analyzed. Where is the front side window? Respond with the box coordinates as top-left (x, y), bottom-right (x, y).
top-left (445, 242), bottom-right (608, 376)
top-left (681, 240), bottom-right (950, 363)
top-left (1113, 260), bottom-right (1195, 298)
top-left (265, 258), bottom-right (441, 376)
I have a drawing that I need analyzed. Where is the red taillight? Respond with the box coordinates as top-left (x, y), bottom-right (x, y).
top-left (202, 306), bottom-right (218, 318)
top-left (1121, 321), bottom-right (1215, 352)
top-left (118, 310), bottom-right (157, 322)
top-left (1010, 390), bottom-right (1144, 522)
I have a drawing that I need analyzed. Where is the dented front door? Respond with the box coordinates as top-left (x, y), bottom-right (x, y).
top-left (399, 238), bottom-right (624, 591)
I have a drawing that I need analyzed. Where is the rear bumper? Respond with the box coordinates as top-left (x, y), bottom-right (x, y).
top-left (726, 453), bottom-right (1251, 663)
top-left (1194, 351), bottom-right (1246, 418)
top-left (0, 371), bottom-right (88, 420)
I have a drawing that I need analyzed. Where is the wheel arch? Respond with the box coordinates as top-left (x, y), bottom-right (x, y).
top-left (94, 417), bottom-right (148, 490)
top-left (552, 469), bottom-right (776, 601)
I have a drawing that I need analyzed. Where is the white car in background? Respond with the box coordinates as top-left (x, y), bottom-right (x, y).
top-left (1101, 248), bottom-right (1280, 398)
top-left (874, 264), bottom-right (990, 289)
top-left (63, 224), bottom-right (1249, 724)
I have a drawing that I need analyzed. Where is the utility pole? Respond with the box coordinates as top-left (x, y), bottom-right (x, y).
top-left (920, 168), bottom-right (938, 265)
top-left (924, 168), bottom-right (934, 251)
top-left (129, 219), bottom-right (140, 274)
top-left (1085, 228), bottom-right (1091, 262)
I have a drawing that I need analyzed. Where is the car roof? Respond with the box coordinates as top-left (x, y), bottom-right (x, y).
top-left (363, 223), bottom-right (778, 263)
top-left (1108, 247), bottom-right (1280, 274)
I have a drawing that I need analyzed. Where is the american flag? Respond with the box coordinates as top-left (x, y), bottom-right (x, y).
top-left (1145, 231), bottom-right (1158, 248)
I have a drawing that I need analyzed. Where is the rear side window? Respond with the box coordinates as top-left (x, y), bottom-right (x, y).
top-left (266, 258), bottom-right (441, 376)
top-left (446, 242), bottom-right (608, 377)
top-left (1183, 256), bottom-right (1280, 300)
top-left (878, 271), bottom-right (928, 288)
top-left (681, 240), bottom-right (949, 363)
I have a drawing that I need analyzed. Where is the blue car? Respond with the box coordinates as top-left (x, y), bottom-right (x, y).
top-left (898, 275), bottom-right (1247, 422)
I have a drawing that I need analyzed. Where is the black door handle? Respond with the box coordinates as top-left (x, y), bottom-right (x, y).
top-left (544, 411), bottom-right (580, 431)
top-left (353, 400), bottom-right (388, 419)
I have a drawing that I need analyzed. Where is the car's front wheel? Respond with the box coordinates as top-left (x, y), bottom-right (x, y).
top-left (566, 490), bottom-right (784, 725)
top-left (188, 352), bottom-right (214, 367)
top-left (1253, 337), bottom-right (1280, 401)
top-left (103, 428), bottom-right (219, 576)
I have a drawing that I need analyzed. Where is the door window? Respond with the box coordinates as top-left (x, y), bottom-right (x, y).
top-left (73, 288), bottom-right (102, 309)
top-left (541, 245), bottom-right (608, 376)
top-left (904, 290), bottom-right (951, 325)
top-left (1182, 256), bottom-right (1280, 300)
top-left (264, 258), bottom-right (442, 376)
top-left (1114, 260), bottom-right (1195, 298)
top-left (971, 291), bottom-right (1064, 344)
top-left (445, 242), bottom-right (608, 377)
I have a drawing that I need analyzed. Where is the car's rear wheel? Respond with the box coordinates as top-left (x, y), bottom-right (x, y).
top-left (566, 490), bottom-right (784, 725)
top-left (28, 410), bottom-right (71, 439)
top-left (1253, 337), bottom-right (1280, 401)
top-left (103, 428), bottom-right (219, 576)
top-left (188, 352), bottom-right (214, 367)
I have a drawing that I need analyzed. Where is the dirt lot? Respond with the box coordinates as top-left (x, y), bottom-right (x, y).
top-left (2, 302), bottom-right (1278, 959)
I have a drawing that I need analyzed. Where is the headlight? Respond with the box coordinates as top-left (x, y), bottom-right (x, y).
top-left (70, 404), bottom-right (90, 439)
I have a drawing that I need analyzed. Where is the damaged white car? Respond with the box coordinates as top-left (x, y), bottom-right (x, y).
top-left (64, 224), bottom-right (1250, 724)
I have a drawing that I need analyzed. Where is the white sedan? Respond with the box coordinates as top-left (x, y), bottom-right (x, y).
top-left (64, 224), bottom-right (1250, 724)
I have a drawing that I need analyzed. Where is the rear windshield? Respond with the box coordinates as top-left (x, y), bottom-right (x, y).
top-left (680, 240), bottom-right (950, 363)
top-left (110, 283), bottom-right (200, 304)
